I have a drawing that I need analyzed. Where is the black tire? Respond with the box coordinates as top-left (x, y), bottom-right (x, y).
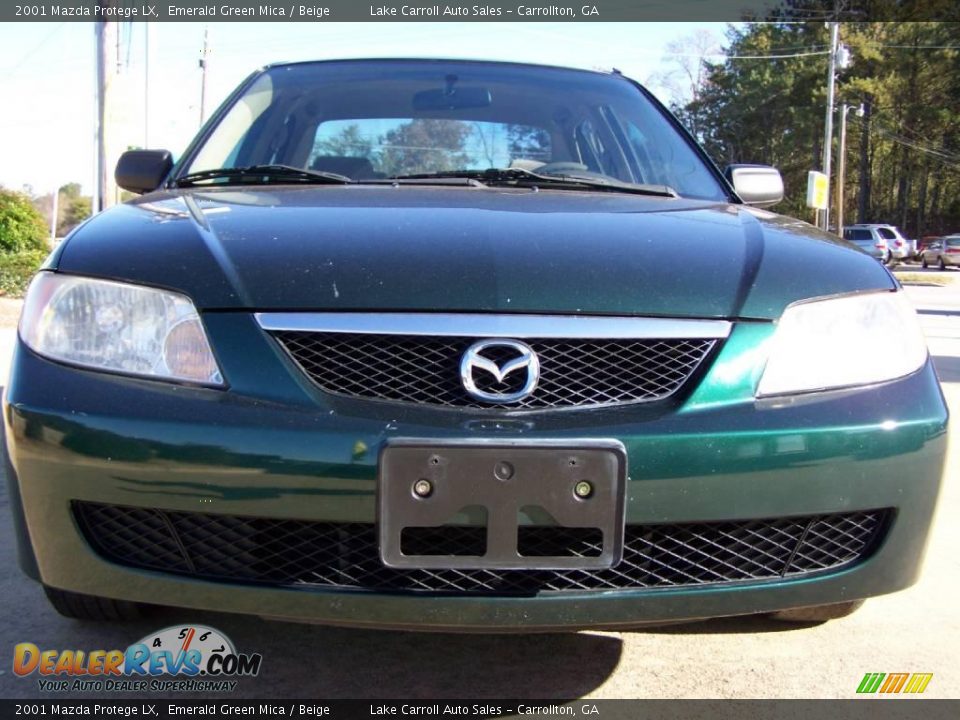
top-left (43, 586), bottom-right (143, 621)
top-left (768, 600), bottom-right (864, 623)
top-left (922, 256), bottom-right (928, 268)
top-left (939, 257), bottom-right (947, 271)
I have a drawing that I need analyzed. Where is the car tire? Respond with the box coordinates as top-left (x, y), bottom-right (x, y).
top-left (767, 600), bottom-right (864, 623)
top-left (43, 586), bottom-right (143, 621)
top-left (939, 257), bottom-right (947, 271)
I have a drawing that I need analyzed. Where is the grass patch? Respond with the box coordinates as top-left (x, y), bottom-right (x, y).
top-left (895, 272), bottom-right (954, 286)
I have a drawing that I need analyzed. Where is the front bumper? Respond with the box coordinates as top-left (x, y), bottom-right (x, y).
top-left (4, 316), bottom-right (948, 631)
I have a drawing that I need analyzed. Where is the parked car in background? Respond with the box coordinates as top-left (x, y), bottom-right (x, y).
top-left (842, 226), bottom-right (886, 261)
top-left (843, 224), bottom-right (911, 264)
top-left (917, 236), bottom-right (940, 258)
top-left (921, 234), bottom-right (960, 270)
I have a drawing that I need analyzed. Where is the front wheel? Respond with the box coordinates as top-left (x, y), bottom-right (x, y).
top-left (43, 586), bottom-right (143, 621)
top-left (768, 600), bottom-right (864, 623)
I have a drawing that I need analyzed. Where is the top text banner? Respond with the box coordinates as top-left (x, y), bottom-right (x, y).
top-left (3, 0), bottom-right (957, 22)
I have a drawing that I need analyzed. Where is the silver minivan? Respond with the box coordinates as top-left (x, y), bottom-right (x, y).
top-left (843, 224), bottom-right (911, 263)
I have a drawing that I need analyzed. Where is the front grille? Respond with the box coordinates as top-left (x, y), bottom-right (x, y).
top-left (271, 332), bottom-right (717, 410)
top-left (74, 503), bottom-right (888, 595)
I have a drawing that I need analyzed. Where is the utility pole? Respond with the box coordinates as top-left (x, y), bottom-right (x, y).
top-left (821, 21), bottom-right (840, 233)
top-left (199, 27), bottom-right (210, 126)
top-left (857, 99), bottom-right (872, 223)
top-left (836, 104), bottom-right (850, 234)
top-left (94, 20), bottom-right (107, 213)
top-left (93, 3), bottom-right (122, 212)
top-left (144, 22), bottom-right (152, 147)
top-left (50, 184), bottom-right (59, 243)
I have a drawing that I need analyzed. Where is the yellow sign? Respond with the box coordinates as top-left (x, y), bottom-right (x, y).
top-left (806, 171), bottom-right (829, 210)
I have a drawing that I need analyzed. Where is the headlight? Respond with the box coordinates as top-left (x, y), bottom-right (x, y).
top-left (757, 290), bottom-right (927, 397)
top-left (20, 273), bottom-right (223, 385)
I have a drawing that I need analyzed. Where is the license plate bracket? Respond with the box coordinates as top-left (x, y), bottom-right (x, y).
top-left (378, 439), bottom-right (627, 570)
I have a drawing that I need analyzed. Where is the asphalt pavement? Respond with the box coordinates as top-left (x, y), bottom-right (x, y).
top-left (0, 275), bottom-right (957, 700)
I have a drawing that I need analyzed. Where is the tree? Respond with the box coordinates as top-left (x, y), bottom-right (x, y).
top-left (20, 182), bottom-right (92, 238)
top-left (0, 188), bottom-right (48, 253)
top-left (507, 124), bottom-right (552, 164)
top-left (677, 22), bottom-right (960, 235)
top-left (312, 124), bottom-right (375, 161)
top-left (647, 29), bottom-right (721, 139)
top-left (60, 195), bottom-right (92, 235)
top-left (378, 119), bottom-right (473, 176)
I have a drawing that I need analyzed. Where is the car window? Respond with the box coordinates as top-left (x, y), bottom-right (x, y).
top-left (947, 238), bottom-right (960, 248)
top-left (309, 119), bottom-right (552, 178)
top-left (876, 228), bottom-right (897, 239)
top-left (621, 120), bottom-right (721, 198)
top-left (849, 229), bottom-right (873, 241)
top-left (189, 73), bottom-right (275, 173)
top-left (182, 60), bottom-right (728, 200)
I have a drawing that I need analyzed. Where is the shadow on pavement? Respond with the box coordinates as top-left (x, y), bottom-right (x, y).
top-left (1, 594), bottom-right (625, 699)
top-left (632, 614), bottom-right (821, 635)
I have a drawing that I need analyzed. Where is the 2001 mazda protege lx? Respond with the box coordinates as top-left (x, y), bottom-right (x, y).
top-left (6, 59), bottom-right (947, 630)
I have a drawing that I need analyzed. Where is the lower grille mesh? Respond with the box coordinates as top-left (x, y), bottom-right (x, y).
top-left (74, 503), bottom-right (888, 595)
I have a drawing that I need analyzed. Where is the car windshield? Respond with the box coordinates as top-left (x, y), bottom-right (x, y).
top-left (181, 60), bottom-right (727, 200)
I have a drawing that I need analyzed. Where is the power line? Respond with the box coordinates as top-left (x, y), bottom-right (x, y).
top-left (658, 49), bottom-right (831, 60)
top-left (877, 44), bottom-right (960, 50)
top-left (720, 50), bottom-right (831, 60)
top-left (871, 127), bottom-right (960, 172)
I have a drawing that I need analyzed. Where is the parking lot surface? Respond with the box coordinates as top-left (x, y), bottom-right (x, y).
top-left (0, 280), bottom-right (957, 699)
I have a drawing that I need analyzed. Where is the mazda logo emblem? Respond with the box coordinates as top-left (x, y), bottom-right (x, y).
top-left (460, 339), bottom-right (540, 403)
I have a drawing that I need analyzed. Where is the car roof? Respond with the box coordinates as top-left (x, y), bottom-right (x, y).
top-left (260, 56), bottom-right (619, 79)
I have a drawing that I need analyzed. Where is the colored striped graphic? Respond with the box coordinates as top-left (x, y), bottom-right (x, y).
top-left (857, 672), bottom-right (933, 694)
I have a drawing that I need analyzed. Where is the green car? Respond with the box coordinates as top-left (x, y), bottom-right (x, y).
top-left (6, 59), bottom-right (946, 631)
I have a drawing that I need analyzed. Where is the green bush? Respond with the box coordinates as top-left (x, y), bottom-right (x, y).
top-left (0, 250), bottom-right (47, 297)
top-left (0, 188), bottom-right (48, 253)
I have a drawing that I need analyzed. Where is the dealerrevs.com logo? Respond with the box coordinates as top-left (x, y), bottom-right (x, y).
top-left (13, 625), bottom-right (262, 693)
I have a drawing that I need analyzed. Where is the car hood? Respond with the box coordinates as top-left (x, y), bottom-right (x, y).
top-left (55, 185), bottom-right (895, 320)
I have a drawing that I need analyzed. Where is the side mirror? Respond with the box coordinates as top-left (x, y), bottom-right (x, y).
top-left (724, 164), bottom-right (784, 208)
top-left (115, 149), bottom-right (174, 194)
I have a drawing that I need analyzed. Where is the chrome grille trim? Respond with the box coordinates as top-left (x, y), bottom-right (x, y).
top-left (255, 312), bottom-right (732, 340)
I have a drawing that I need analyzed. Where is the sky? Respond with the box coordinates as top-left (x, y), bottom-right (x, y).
top-left (0, 21), bottom-right (730, 195)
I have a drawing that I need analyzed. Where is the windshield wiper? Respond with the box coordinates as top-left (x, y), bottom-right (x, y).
top-left (388, 168), bottom-right (677, 198)
top-left (175, 164), bottom-right (353, 188)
